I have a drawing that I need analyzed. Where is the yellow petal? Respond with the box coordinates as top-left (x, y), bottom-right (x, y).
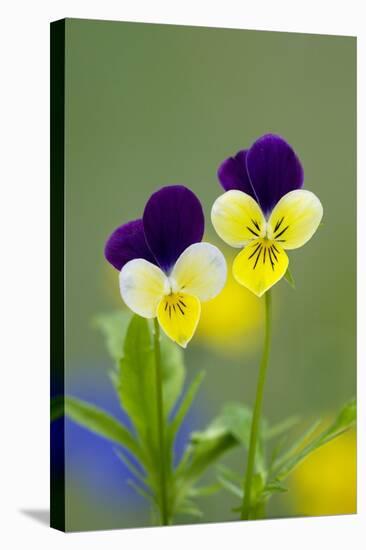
top-left (119, 259), bottom-right (169, 318)
top-left (170, 243), bottom-right (227, 302)
top-left (268, 190), bottom-right (323, 250)
top-left (211, 190), bottom-right (266, 248)
top-left (233, 239), bottom-right (289, 297)
top-left (157, 293), bottom-right (201, 348)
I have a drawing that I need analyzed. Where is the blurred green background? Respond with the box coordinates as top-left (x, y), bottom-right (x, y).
top-left (63, 18), bottom-right (356, 530)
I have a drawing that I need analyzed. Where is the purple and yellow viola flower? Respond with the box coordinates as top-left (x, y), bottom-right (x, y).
top-left (211, 134), bottom-right (323, 297)
top-left (105, 185), bottom-right (227, 348)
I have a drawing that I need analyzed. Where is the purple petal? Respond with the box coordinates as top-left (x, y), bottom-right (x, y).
top-left (143, 185), bottom-right (204, 273)
top-left (246, 134), bottom-right (304, 216)
top-left (217, 150), bottom-right (256, 198)
top-left (104, 219), bottom-right (156, 271)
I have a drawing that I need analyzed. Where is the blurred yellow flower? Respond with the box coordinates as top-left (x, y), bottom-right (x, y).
top-left (196, 261), bottom-right (262, 356)
top-left (290, 428), bottom-right (356, 516)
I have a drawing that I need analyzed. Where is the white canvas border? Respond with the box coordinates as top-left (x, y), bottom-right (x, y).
top-left (0, 1), bottom-right (364, 549)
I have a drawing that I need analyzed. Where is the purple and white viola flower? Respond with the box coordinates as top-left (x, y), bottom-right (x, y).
top-left (211, 134), bottom-right (323, 297)
top-left (105, 185), bottom-right (227, 348)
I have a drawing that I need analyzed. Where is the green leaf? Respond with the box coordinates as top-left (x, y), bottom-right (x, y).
top-left (284, 267), bottom-right (296, 289)
top-left (182, 433), bottom-right (237, 485)
top-left (190, 402), bottom-right (252, 447)
top-left (202, 402), bottom-right (267, 473)
top-left (117, 315), bottom-right (158, 452)
top-left (169, 371), bottom-right (205, 440)
top-left (178, 402), bottom-right (268, 489)
top-left (217, 475), bottom-right (243, 499)
top-left (268, 435), bottom-right (290, 471)
top-left (272, 419), bottom-right (321, 471)
top-left (95, 312), bottom-right (194, 513)
top-left (216, 463), bottom-right (242, 485)
top-left (95, 311), bottom-right (186, 420)
top-left (115, 448), bottom-right (147, 487)
top-left (264, 416), bottom-right (300, 440)
top-left (177, 404), bottom-right (248, 486)
top-left (216, 403), bottom-right (253, 446)
top-left (117, 315), bottom-right (187, 455)
top-left (215, 464), bottom-right (243, 500)
top-left (159, 333), bottom-right (186, 418)
top-left (321, 398), bottom-right (356, 439)
top-left (176, 420), bottom-right (238, 496)
top-left (94, 310), bottom-right (131, 363)
top-left (187, 482), bottom-right (222, 497)
top-left (64, 396), bottom-right (143, 462)
top-left (273, 399), bottom-right (356, 481)
top-left (217, 465), bottom-right (285, 510)
top-left (262, 480), bottom-right (288, 496)
top-left (176, 500), bottom-right (204, 518)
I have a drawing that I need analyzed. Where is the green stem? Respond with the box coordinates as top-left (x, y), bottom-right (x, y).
top-left (153, 318), bottom-right (169, 526)
top-left (241, 289), bottom-right (272, 520)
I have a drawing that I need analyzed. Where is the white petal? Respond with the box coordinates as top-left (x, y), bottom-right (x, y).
top-left (119, 259), bottom-right (169, 318)
top-left (170, 242), bottom-right (227, 302)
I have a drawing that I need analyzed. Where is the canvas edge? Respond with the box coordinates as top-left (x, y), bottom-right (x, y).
top-left (50, 18), bottom-right (66, 533)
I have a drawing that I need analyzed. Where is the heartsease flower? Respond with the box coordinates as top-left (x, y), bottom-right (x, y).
top-left (105, 185), bottom-right (227, 348)
top-left (211, 134), bottom-right (323, 297)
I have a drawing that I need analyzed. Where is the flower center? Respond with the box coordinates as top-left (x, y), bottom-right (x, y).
top-left (166, 275), bottom-right (181, 295)
top-left (247, 238), bottom-right (282, 271)
top-left (246, 216), bottom-right (290, 243)
top-left (160, 293), bottom-right (188, 319)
